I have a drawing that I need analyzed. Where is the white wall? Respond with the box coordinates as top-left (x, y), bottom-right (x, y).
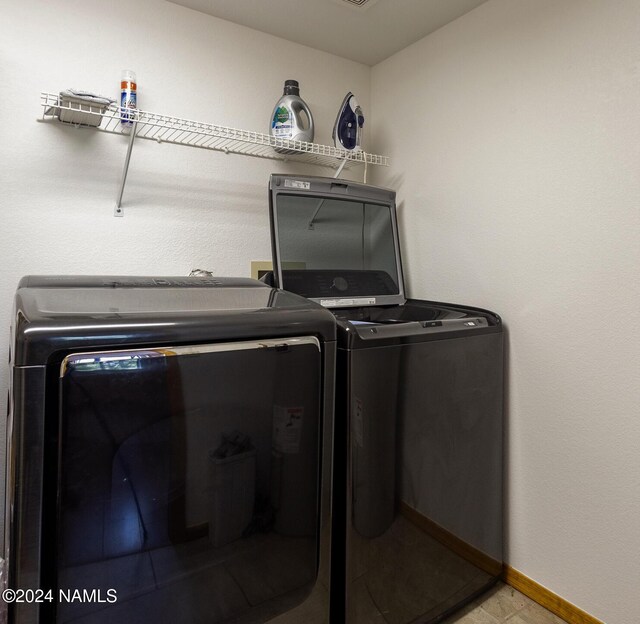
top-left (0, 0), bottom-right (370, 543)
top-left (371, 1), bottom-right (640, 622)
top-left (2, 1), bottom-right (639, 621)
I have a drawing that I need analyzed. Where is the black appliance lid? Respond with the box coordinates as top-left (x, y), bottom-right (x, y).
top-left (334, 298), bottom-right (502, 349)
top-left (13, 275), bottom-right (336, 366)
top-left (269, 174), bottom-right (406, 308)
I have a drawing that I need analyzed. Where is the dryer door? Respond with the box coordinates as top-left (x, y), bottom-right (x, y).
top-left (49, 337), bottom-right (322, 624)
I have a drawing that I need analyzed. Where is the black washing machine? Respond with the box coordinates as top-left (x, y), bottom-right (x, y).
top-left (268, 175), bottom-right (504, 624)
top-left (5, 276), bottom-right (335, 624)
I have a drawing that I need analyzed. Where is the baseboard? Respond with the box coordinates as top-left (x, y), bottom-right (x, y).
top-left (399, 501), bottom-right (503, 577)
top-left (503, 565), bottom-right (605, 624)
top-left (399, 502), bottom-right (603, 624)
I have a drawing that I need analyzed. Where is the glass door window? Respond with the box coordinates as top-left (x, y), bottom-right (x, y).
top-left (54, 338), bottom-right (322, 624)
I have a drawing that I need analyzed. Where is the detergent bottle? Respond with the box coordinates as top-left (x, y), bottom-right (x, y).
top-left (270, 80), bottom-right (314, 146)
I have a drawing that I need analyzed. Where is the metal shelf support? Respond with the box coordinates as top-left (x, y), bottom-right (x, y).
top-left (114, 121), bottom-right (137, 217)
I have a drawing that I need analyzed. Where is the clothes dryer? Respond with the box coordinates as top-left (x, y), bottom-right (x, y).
top-left (5, 276), bottom-right (336, 624)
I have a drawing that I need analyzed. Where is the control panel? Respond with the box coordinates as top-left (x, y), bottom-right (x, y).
top-left (350, 317), bottom-right (489, 340)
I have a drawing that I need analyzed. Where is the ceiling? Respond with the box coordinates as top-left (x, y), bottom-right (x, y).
top-left (168, 0), bottom-right (490, 66)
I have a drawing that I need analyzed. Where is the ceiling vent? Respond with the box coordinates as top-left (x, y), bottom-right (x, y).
top-left (333, 0), bottom-right (381, 10)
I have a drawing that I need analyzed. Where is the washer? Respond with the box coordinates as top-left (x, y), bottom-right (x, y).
top-left (269, 175), bottom-right (504, 624)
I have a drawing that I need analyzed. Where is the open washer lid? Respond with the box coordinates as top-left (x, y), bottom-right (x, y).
top-left (269, 174), bottom-right (406, 308)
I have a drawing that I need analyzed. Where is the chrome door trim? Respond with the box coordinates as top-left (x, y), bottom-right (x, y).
top-left (60, 336), bottom-right (321, 377)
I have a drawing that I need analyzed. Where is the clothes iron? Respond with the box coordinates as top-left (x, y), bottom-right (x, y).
top-left (332, 92), bottom-right (364, 151)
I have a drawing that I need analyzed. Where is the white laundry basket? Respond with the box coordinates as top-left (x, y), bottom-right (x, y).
top-left (58, 94), bottom-right (109, 127)
top-left (208, 447), bottom-right (256, 547)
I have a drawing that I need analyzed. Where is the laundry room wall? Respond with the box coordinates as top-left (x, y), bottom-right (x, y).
top-left (0, 0), bottom-right (370, 546)
top-left (370, 1), bottom-right (640, 622)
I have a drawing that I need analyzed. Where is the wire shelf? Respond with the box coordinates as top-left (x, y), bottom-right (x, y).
top-left (39, 91), bottom-right (390, 170)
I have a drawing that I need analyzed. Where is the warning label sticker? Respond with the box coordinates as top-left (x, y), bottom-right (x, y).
top-left (273, 406), bottom-right (304, 454)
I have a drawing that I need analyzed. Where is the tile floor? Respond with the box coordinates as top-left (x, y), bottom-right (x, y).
top-left (444, 582), bottom-right (566, 624)
top-left (348, 514), bottom-right (494, 624)
top-left (59, 533), bottom-right (317, 623)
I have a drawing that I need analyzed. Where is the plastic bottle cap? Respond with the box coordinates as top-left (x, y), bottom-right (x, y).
top-left (122, 69), bottom-right (137, 82)
top-left (283, 79), bottom-right (300, 96)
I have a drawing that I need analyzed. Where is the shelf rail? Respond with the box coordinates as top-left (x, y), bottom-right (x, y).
top-left (39, 92), bottom-right (389, 215)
